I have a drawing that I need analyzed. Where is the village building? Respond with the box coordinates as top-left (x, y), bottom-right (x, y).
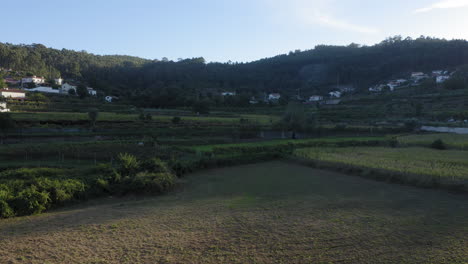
top-left (60, 83), bottom-right (77, 94)
top-left (21, 76), bottom-right (45, 85)
top-left (25, 86), bottom-right (60, 94)
top-left (436, 75), bottom-right (450, 84)
top-left (0, 102), bottom-right (10, 112)
top-left (105, 96), bottom-right (115, 102)
top-left (54, 78), bottom-right (63, 85)
top-left (4, 78), bottom-right (20, 85)
top-left (0, 88), bottom-right (26, 98)
top-left (268, 93), bottom-right (281, 101)
top-left (309, 95), bottom-right (323, 102)
top-left (87, 87), bottom-right (97, 96)
top-left (329, 91), bottom-right (342, 98)
top-left (221, 92), bottom-right (236, 96)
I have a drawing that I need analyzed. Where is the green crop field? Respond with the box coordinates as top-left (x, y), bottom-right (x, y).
top-left (190, 136), bottom-right (387, 152)
top-left (294, 146), bottom-right (468, 189)
top-left (10, 112), bottom-right (279, 125)
top-left (398, 133), bottom-right (468, 149)
top-left (0, 161), bottom-right (466, 263)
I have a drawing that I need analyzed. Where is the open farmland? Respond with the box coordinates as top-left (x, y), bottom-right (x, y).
top-left (0, 161), bottom-right (466, 264)
top-left (398, 133), bottom-right (468, 149)
top-left (294, 146), bottom-right (468, 191)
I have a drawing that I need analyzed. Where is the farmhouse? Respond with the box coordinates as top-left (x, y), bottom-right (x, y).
top-left (268, 93), bottom-right (281, 101)
top-left (21, 76), bottom-right (45, 85)
top-left (411, 72), bottom-right (428, 82)
top-left (87, 87), bottom-right (97, 96)
top-left (221, 92), bottom-right (236, 96)
top-left (105, 96), bottom-right (115, 102)
top-left (25, 86), bottom-right (60, 94)
top-left (0, 102), bottom-right (10, 112)
top-left (329, 91), bottom-right (342, 98)
top-left (60, 83), bottom-right (77, 94)
top-left (436, 75), bottom-right (450, 84)
top-left (309, 95), bottom-right (323, 102)
top-left (0, 88), bottom-right (26, 98)
top-left (4, 78), bottom-right (19, 85)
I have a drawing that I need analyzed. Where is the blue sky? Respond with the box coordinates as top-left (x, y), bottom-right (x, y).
top-left (3, 0), bottom-right (468, 62)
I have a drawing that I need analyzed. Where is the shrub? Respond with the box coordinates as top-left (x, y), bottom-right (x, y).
top-left (116, 153), bottom-right (140, 177)
top-left (11, 186), bottom-right (51, 216)
top-left (131, 172), bottom-right (176, 194)
top-left (431, 139), bottom-right (446, 150)
top-left (0, 200), bottom-right (14, 218)
top-left (171, 116), bottom-right (181, 124)
top-left (140, 158), bottom-right (170, 174)
top-left (388, 139), bottom-right (398, 148)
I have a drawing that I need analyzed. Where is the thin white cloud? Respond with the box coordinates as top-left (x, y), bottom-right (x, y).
top-left (270, 0), bottom-right (379, 34)
top-left (415, 0), bottom-right (468, 13)
top-left (313, 12), bottom-right (379, 34)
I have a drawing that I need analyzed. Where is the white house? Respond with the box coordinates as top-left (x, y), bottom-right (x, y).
top-left (221, 92), bottom-right (236, 96)
top-left (249, 96), bottom-right (259, 104)
top-left (105, 96), bottom-right (114, 102)
top-left (268, 93), bottom-right (281, 101)
top-left (25, 86), bottom-right (60, 94)
top-left (369, 84), bottom-right (388, 93)
top-left (309, 95), bottom-right (323, 102)
top-left (87, 87), bottom-right (97, 96)
top-left (0, 102), bottom-right (10, 112)
top-left (61, 83), bottom-right (77, 94)
top-left (329, 91), bottom-right (342, 98)
top-left (411, 72), bottom-right (428, 82)
top-left (21, 76), bottom-right (45, 85)
top-left (54, 78), bottom-right (63, 85)
top-left (0, 89), bottom-right (26, 98)
top-left (436, 75), bottom-right (450, 84)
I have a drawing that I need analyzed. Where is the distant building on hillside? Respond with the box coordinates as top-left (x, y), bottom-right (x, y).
top-left (309, 95), bottom-right (323, 102)
top-left (105, 96), bottom-right (115, 102)
top-left (249, 96), bottom-right (259, 104)
top-left (329, 91), bottom-right (342, 98)
top-left (221, 91), bottom-right (236, 96)
top-left (0, 102), bottom-right (10, 112)
top-left (436, 75), bottom-right (450, 84)
top-left (87, 87), bottom-right (97, 96)
top-left (21, 76), bottom-right (45, 85)
top-left (0, 88), bottom-right (26, 98)
top-left (4, 78), bottom-right (20, 85)
top-left (60, 83), bottom-right (77, 94)
top-left (411, 72), bottom-right (428, 82)
top-left (25, 86), bottom-right (60, 94)
top-left (54, 78), bottom-right (63, 85)
top-left (268, 93), bottom-right (281, 101)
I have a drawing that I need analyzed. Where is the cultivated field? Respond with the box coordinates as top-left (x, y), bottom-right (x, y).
top-left (1, 161), bottom-right (466, 263)
top-left (398, 133), bottom-right (468, 149)
top-left (294, 146), bottom-right (468, 188)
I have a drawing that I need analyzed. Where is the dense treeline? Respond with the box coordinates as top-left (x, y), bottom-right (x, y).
top-left (2, 36), bottom-right (468, 108)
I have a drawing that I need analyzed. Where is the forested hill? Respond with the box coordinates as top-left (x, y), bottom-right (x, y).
top-left (2, 36), bottom-right (468, 107)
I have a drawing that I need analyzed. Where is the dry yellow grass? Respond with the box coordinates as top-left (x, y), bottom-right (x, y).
top-left (0, 161), bottom-right (467, 263)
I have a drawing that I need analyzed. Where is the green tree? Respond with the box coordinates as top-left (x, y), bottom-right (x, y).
top-left (76, 84), bottom-right (88, 99)
top-left (88, 109), bottom-right (99, 129)
top-left (0, 113), bottom-right (14, 144)
top-left (281, 102), bottom-right (306, 139)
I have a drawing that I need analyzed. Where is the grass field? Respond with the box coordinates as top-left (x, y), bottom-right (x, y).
top-left (11, 112), bottom-right (279, 125)
top-left (0, 161), bottom-right (466, 263)
top-left (190, 136), bottom-right (387, 152)
top-left (294, 147), bottom-right (468, 186)
top-left (398, 133), bottom-right (468, 149)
